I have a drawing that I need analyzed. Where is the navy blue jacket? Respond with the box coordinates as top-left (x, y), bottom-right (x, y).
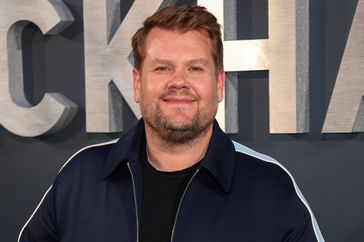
top-left (19, 120), bottom-right (324, 242)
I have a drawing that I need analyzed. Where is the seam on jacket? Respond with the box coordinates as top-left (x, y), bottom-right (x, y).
top-left (17, 186), bottom-right (53, 242)
top-left (232, 140), bottom-right (325, 242)
top-left (58, 139), bottom-right (119, 173)
top-left (17, 139), bottom-right (119, 242)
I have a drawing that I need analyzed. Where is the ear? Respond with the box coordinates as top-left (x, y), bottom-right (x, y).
top-left (133, 68), bottom-right (141, 103)
top-left (217, 70), bottom-right (225, 102)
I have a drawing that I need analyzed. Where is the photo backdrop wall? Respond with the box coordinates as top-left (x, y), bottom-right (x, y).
top-left (1, 0), bottom-right (363, 241)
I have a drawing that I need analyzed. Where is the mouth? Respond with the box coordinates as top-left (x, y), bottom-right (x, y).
top-left (162, 97), bottom-right (196, 105)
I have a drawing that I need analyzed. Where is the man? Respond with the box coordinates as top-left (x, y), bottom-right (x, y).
top-left (19, 5), bottom-right (324, 242)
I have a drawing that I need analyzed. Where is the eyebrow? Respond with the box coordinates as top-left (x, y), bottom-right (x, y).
top-left (151, 58), bottom-right (209, 66)
top-left (185, 58), bottom-right (209, 66)
top-left (151, 58), bottom-right (174, 66)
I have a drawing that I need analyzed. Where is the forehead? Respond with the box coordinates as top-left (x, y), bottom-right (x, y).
top-left (144, 28), bottom-right (213, 61)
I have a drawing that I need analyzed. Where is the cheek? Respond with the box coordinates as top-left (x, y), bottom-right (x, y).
top-left (140, 80), bottom-right (162, 102)
top-left (198, 80), bottom-right (219, 100)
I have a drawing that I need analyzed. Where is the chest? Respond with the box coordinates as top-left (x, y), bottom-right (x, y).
top-left (58, 170), bottom-right (285, 242)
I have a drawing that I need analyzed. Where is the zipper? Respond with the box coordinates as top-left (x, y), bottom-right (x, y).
top-left (170, 168), bottom-right (200, 242)
top-left (127, 162), bottom-right (139, 242)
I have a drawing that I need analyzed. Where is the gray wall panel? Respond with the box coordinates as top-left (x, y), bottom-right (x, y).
top-left (0, 0), bottom-right (363, 241)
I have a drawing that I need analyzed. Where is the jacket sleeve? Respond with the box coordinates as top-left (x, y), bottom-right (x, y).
top-left (18, 186), bottom-right (59, 242)
top-left (283, 186), bottom-right (325, 242)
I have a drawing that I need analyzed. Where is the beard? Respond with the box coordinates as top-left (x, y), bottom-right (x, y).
top-left (141, 90), bottom-right (217, 145)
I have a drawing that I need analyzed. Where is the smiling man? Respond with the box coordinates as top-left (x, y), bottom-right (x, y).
top-left (19, 5), bottom-right (324, 242)
top-left (133, 26), bottom-right (224, 172)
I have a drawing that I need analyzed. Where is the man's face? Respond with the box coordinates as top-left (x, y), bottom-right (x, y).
top-left (133, 28), bottom-right (225, 143)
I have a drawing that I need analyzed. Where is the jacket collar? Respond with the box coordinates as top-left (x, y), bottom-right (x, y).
top-left (99, 120), bottom-right (145, 180)
top-left (200, 120), bottom-right (236, 192)
top-left (100, 119), bottom-right (236, 192)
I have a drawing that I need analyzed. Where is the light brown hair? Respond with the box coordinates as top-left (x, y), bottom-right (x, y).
top-left (131, 5), bottom-right (223, 72)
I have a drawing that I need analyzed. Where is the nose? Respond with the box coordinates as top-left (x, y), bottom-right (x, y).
top-left (167, 69), bottom-right (190, 90)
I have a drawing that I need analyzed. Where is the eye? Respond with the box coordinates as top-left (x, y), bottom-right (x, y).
top-left (189, 66), bottom-right (204, 72)
top-left (154, 66), bottom-right (171, 72)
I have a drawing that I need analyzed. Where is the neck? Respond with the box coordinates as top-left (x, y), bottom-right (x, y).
top-left (144, 124), bottom-right (213, 172)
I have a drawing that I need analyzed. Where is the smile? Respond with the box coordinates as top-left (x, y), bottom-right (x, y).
top-left (162, 98), bottom-right (196, 105)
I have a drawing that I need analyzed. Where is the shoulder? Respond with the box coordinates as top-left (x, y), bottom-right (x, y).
top-left (231, 140), bottom-right (303, 200)
top-left (232, 141), bottom-right (294, 183)
top-left (54, 139), bottom-right (118, 185)
top-left (231, 140), bottom-right (315, 219)
top-left (231, 140), bottom-right (325, 241)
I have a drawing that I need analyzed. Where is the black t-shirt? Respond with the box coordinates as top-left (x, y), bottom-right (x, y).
top-left (140, 147), bottom-right (200, 242)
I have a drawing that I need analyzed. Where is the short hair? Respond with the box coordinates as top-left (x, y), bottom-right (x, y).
top-left (131, 5), bottom-right (223, 72)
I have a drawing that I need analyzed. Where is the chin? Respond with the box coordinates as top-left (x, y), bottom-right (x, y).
top-left (163, 115), bottom-right (195, 126)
